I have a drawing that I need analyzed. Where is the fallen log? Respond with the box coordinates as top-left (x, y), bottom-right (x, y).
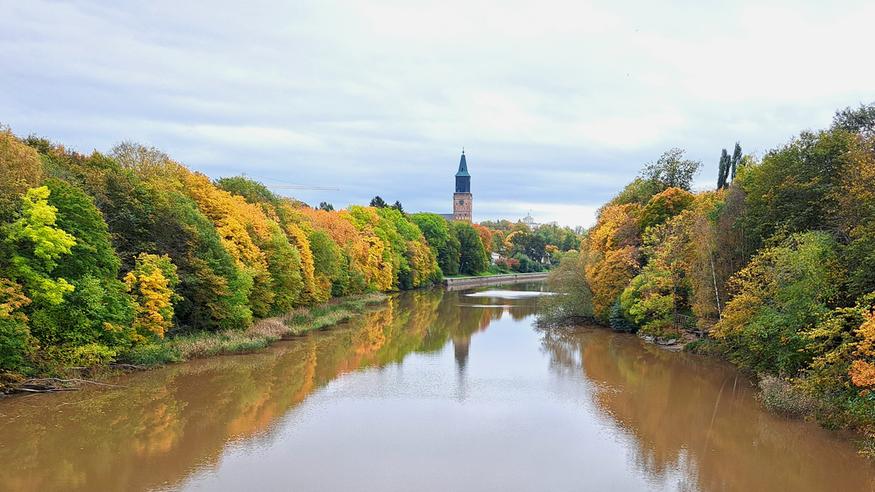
top-left (3, 377), bottom-right (125, 395)
top-left (13, 386), bottom-right (79, 394)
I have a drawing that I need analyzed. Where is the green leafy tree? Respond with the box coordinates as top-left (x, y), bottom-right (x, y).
top-left (641, 148), bottom-right (701, 191)
top-left (264, 224), bottom-right (304, 311)
top-left (161, 191), bottom-right (253, 331)
top-left (411, 213), bottom-right (460, 276)
top-left (308, 228), bottom-right (343, 295)
top-left (215, 176), bottom-right (278, 205)
top-left (511, 252), bottom-right (542, 273)
top-left (832, 102), bottom-right (875, 139)
top-left (607, 178), bottom-right (663, 207)
top-left (452, 222), bottom-right (488, 275)
top-left (713, 232), bottom-right (842, 375)
top-left (33, 179), bottom-right (135, 361)
top-left (509, 230), bottom-right (547, 263)
top-left (45, 178), bottom-right (122, 280)
top-left (2, 186), bottom-right (76, 305)
top-left (0, 278), bottom-right (34, 372)
top-left (541, 251), bottom-right (592, 321)
top-left (738, 129), bottom-right (853, 252)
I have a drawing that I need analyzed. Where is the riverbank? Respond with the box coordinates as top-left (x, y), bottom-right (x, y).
top-left (443, 272), bottom-right (549, 290)
top-left (544, 312), bottom-right (875, 458)
top-left (139, 292), bottom-right (389, 363)
top-left (0, 293), bottom-right (388, 395)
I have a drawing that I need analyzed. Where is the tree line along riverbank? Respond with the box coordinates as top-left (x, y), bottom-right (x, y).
top-left (2, 293), bottom-right (387, 394)
top-left (0, 128), bottom-right (580, 383)
top-left (542, 102), bottom-right (875, 456)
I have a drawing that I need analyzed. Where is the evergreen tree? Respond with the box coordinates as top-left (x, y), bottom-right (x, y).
top-left (717, 148), bottom-right (729, 189)
top-left (730, 142), bottom-right (742, 181)
top-left (369, 196), bottom-right (387, 208)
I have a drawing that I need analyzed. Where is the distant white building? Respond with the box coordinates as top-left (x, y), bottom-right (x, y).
top-left (521, 212), bottom-right (540, 229)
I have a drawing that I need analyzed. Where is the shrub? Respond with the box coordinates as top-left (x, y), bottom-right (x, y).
top-left (121, 343), bottom-right (182, 366)
top-left (757, 375), bottom-right (818, 417)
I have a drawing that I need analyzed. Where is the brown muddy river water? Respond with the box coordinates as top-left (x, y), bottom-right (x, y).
top-left (1, 284), bottom-right (874, 491)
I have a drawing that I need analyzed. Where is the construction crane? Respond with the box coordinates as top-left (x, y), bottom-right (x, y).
top-left (238, 173), bottom-right (340, 192)
top-left (264, 184), bottom-right (340, 191)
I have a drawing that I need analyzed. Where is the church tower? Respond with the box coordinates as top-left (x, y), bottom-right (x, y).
top-left (453, 149), bottom-right (472, 222)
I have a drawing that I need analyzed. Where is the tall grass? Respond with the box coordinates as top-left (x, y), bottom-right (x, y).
top-left (124, 293), bottom-right (388, 365)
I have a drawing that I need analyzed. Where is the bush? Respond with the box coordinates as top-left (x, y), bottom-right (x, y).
top-left (512, 253), bottom-right (542, 273)
top-left (757, 375), bottom-right (818, 417)
top-left (540, 252), bottom-right (593, 323)
top-left (121, 343), bottom-right (181, 366)
top-left (609, 298), bottom-right (637, 332)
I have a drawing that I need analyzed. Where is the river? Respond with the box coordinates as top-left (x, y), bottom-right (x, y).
top-left (1, 283), bottom-right (873, 491)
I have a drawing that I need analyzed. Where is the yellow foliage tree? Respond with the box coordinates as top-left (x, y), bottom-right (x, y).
top-left (0, 128), bottom-right (44, 219)
top-left (284, 222), bottom-right (321, 304)
top-left (850, 309), bottom-right (875, 389)
top-left (407, 240), bottom-right (438, 288)
top-left (124, 253), bottom-right (179, 339)
top-left (583, 203), bottom-right (642, 320)
top-left (353, 233), bottom-right (393, 291)
top-left (182, 171), bottom-right (275, 315)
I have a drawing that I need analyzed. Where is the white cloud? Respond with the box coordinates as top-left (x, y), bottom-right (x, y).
top-left (0, 0), bottom-right (872, 228)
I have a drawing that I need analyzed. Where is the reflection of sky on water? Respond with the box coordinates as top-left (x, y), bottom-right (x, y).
top-left (465, 289), bottom-right (555, 299)
top-left (459, 304), bottom-right (516, 308)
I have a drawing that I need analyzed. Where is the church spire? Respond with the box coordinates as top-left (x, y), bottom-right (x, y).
top-left (453, 148), bottom-right (472, 221)
top-left (455, 149), bottom-right (470, 178)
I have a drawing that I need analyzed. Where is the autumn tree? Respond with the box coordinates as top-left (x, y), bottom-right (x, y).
top-left (584, 203), bottom-right (642, 320)
top-left (0, 278), bottom-right (33, 371)
top-left (638, 187), bottom-right (694, 231)
top-left (713, 232), bottom-right (842, 375)
top-left (125, 253), bottom-right (179, 339)
top-left (0, 128), bottom-right (43, 221)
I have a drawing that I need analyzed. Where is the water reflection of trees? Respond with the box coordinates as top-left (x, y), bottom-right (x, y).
top-left (539, 326), bottom-right (875, 492)
top-left (0, 288), bottom-right (533, 492)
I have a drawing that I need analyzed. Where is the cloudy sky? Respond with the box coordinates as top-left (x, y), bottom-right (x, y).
top-left (2, 0), bottom-right (873, 227)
